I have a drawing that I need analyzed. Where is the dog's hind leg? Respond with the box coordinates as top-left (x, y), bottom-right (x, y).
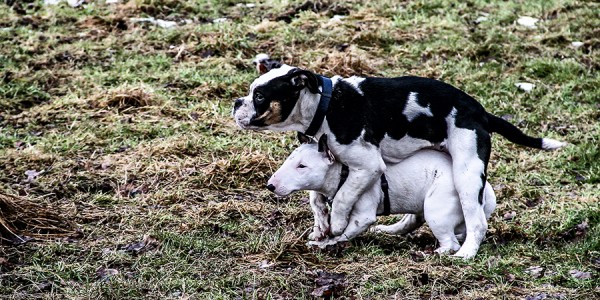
top-left (371, 214), bottom-right (425, 235)
top-left (446, 122), bottom-right (491, 259)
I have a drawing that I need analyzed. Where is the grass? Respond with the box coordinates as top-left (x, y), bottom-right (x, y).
top-left (0, 0), bottom-right (598, 298)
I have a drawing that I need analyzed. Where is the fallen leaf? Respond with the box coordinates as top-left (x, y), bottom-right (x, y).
top-left (258, 260), bottom-right (274, 269)
top-left (560, 219), bottom-right (588, 242)
top-left (36, 281), bottom-right (53, 292)
top-left (100, 161), bottom-right (111, 170)
top-left (96, 267), bottom-right (119, 281)
top-left (0, 257), bottom-right (10, 267)
top-left (335, 43), bottom-right (350, 52)
top-left (25, 169), bottom-right (42, 183)
top-left (503, 211), bottom-right (517, 221)
top-left (189, 112), bottom-right (200, 121)
top-left (122, 235), bottom-right (160, 255)
top-left (525, 293), bottom-right (548, 300)
top-left (311, 271), bottom-right (346, 297)
top-left (576, 220), bottom-right (588, 231)
top-left (569, 270), bottom-right (591, 280)
top-left (524, 266), bottom-right (544, 278)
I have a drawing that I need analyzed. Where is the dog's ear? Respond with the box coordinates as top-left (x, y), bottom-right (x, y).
top-left (297, 132), bottom-right (314, 144)
top-left (317, 134), bottom-right (335, 163)
top-left (288, 69), bottom-right (320, 94)
top-left (253, 54), bottom-right (282, 74)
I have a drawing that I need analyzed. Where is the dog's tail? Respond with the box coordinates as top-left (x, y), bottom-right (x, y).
top-left (487, 113), bottom-right (567, 150)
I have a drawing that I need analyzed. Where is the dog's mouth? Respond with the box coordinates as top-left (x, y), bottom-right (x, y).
top-left (235, 120), bottom-right (266, 131)
top-left (270, 187), bottom-right (294, 197)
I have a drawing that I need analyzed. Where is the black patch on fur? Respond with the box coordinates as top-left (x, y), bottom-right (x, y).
top-left (326, 80), bottom-right (370, 144)
top-left (297, 132), bottom-right (313, 144)
top-left (250, 81), bottom-right (300, 127)
top-left (478, 173), bottom-right (486, 204)
top-left (326, 76), bottom-right (486, 146)
top-left (487, 113), bottom-right (544, 149)
top-left (250, 69), bottom-right (322, 127)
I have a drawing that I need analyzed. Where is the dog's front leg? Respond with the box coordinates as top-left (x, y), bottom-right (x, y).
top-left (330, 147), bottom-right (385, 236)
top-left (308, 190), bottom-right (379, 248)
top-left (308, 191), bottom-right (330, 241)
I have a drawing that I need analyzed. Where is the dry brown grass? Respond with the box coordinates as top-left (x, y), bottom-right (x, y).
top-left (0, 192), bottom-right (77, 243)
top-left (89, 85), bottom-right (160, 111)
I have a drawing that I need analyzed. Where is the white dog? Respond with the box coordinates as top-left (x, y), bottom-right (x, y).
top-left (267, 134), bottom-right (496, 255)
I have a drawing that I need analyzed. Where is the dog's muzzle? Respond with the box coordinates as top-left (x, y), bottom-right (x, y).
top-left (233, 98), bottom-right (243, 112)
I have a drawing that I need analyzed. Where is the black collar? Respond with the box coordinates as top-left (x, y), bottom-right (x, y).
top-left (304, 76), bottom-right (333, 137)
top-left (328, 165), bottom-right (392, 216)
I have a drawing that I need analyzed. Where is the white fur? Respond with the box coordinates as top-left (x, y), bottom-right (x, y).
top-left (343, 76), bottom-right (366, 95)
top-left (444, 108), bottom-right (489, 259)
top-left (324, 130), bottom-right (387, 235)
top-left (268, 144), bottom-right (496, 254)
top-left (380, 134), bottom-right (435, 163)
top-left (542, 138), bottom-right (567, 150)
top-left (402, 92), bottom-right (433, 122)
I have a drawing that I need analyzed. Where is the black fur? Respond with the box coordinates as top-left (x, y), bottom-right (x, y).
top-left (249, 69), bottom-right (322, 127)
top-left (326, 76), bottom-right (485, 146)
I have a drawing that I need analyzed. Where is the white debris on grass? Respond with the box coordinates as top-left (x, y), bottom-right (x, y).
top-left (475, 16), bottom-right (488, 24)
top-left (106, 0), bottom-right (119, 4)
top-left (44, 0), bottom-right (84, 7)
top-left (236, 3), bottom-right (256, 8)
top-left (155, 19), bottom-right (177, 28)
top-left (130, 17), bottom-right (177, 29)
top-left (213, 18), bottom-right (228, 23)
top-left (517, 16), bottom-right (539, 29)
top-left (571, 41), bottom-right (584, 48)
top-left (330, 15), bottom-right (347, 22)
top-left (515, 82), bottom-right (535, 92)
top-left (475, 12), bottom-right (489, 24)
top-left (326, 15), bottom-right (347, 27)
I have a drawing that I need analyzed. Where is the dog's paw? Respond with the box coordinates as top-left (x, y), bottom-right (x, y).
top-left (308, 228), bottom-right (328, 241)
top-left (307, 238), bottom-right (339, 249)
top-left (329, 219), bottom-right (348, 236)
top-left (434, 247), bottom-right (458, 255)
top-left (452, 248), bottom-right (477, 259)
top-left (370, 225), bottom-right (391, 234)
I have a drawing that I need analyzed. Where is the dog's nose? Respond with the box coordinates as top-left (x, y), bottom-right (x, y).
top-left (234, 98), bottom-right (243, 110)
top-left (266, 184), bottom-right (275, 192)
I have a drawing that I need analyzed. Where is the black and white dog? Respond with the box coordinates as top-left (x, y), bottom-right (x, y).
top-left (233, 55), bottom-right (566, 258)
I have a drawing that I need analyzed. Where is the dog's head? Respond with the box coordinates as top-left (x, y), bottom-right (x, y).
top-left (267, 134), bottom-right (336, 197)
top-left (233, 55), bottom-right (321, 131)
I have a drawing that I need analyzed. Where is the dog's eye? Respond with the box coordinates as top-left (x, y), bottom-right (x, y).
top-left (297, 164), bottom-right (307, 169)
top-left (255, 93), bottom-right (265, 104)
